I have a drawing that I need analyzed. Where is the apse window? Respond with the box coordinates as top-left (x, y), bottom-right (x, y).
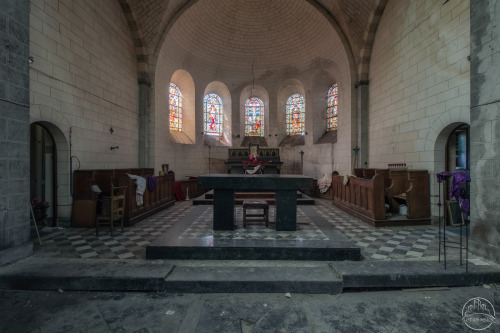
top-left (245, 97), bottom-right (264, 137)
top-left (169, 83), bottom-right (182, 131)
top-left (286, 94), bottom-right (305, 135)
top-left (203, 93), bottom-right (223, 136)
top-left (327, 83), bottom-right (338, 131)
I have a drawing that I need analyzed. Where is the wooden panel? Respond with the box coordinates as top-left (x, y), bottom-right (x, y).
top-left (72, 200), bottom-right (96, 227)
top-left (406, 170), bottom-right (430, 219)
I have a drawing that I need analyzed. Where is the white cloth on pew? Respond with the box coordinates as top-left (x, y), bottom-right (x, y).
top-left (127, 174), bottom-right (146, 206)
top-left (318, 173), bottom-right (332, 193)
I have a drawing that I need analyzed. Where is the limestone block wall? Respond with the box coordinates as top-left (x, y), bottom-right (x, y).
top-left (0, 0), bottom-right (31, 260)
top-left (29, 0), bottom-right (139, 170)
top-left (369, 0), bottom-right (470, 171)
top-left (470, 0), bottom-right (500, 261)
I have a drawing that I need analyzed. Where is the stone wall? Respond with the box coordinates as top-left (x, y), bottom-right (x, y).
top-left (0, 0), bottom-right (32, 263)
top-left (369, 0), bottom-right (470, 171)
top-left (29, 0), bottom-right (139, 170)
top-left (470, 0), bottom-right (500, 261)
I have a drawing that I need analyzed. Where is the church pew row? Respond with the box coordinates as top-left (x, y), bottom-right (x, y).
top-left (332, 170), bottom-right (431, 227)
top-left (72, 169), bottom-right (175, 227)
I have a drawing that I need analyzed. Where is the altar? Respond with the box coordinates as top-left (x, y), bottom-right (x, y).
top-left (198, 174), bottom-right (313, 231)
top-left (224, 146), bottom-right (282, 174)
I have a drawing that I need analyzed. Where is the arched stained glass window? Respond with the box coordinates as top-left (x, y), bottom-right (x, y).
top-left (203, 93), bottom-right (223, 136)
top-left (169, 83), bottom-right (182, 131)
top-left (245, 97), bottom-right (264, 136)
top-left (286, 94), bottom-right (305, 135)
top-left (327, 83), bottom-right (338, 131)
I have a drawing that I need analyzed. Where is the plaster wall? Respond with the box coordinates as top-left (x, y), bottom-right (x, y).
top-left (152, 0), bottom-right (354, 180)
top-left (369, 0), bottom-right (470, 171)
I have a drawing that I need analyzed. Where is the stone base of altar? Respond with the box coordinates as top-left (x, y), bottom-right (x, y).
top-left (146, 205), bottom-right (361, 261)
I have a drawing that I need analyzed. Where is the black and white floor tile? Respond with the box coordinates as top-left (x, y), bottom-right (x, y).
top-left (33, 198), bottom-right (469, 262)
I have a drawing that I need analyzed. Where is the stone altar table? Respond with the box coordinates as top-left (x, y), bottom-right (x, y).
top-left (198, 174), bottom-right (313, 231)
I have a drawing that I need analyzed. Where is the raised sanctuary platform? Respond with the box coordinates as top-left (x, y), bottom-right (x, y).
top-left (146, 204), bottom-right (361, 261)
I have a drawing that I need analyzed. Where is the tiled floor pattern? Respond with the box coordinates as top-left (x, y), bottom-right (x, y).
top-left (32, 198), bottom-right (468, 262)
top-left (314, 199), bottom-right (467, 261)
top-left (33, 201), bottom-right (196, 260)
top-left (179, 206), bottom-right (329, 241)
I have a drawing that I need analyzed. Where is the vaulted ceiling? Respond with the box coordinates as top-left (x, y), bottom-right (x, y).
top-left (119, 0), bottom-right (387, 81)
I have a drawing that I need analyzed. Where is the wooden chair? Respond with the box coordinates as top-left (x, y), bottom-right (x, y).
top-left (243, 200), bottom-right (269, 228)
top-left (96, 186), bottom-right (127, 236)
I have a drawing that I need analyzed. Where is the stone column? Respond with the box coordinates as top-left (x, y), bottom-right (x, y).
top-left (470, 0), bottom-right (500, 262)
top-left (356, 81), bottom-right (369, 168)
top-left (0, 0), bottom-right (32, 264)
top-left (138, 72), bottom-right (151, 168)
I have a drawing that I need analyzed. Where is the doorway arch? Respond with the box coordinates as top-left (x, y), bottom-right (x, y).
top-left (30, 121), bottom-right (71, 227)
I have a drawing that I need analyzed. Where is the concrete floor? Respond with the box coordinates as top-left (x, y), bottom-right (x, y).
top-left (1, 286), bottom-right (499, 332)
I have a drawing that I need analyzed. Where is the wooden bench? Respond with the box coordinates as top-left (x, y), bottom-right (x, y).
top-left (242, 200), bottom-right (269, 228)
top-left (73, 168), bottom-right (175, 227)
top-left (332, 169), bottom-right (431, 226)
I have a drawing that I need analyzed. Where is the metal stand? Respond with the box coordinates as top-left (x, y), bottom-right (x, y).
top-left (437, 174), bottom-right (469, 272)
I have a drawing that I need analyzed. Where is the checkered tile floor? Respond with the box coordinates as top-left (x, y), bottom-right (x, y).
top-left (179, 206), bottom-right (329, 241)
top-left (32, 198), bottom-right (469, 262)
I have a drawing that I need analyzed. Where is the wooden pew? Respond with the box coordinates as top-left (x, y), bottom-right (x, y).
top-left (385, 169), bottom-right (410, 212)
top-left (332, 169), bottom-right (431, 226)
top-left (405, 170), bottom-right (430, 219)
top-left (72, 168), bottom-right (175, 227)
top-left (332, 174), bottom-right (386, 224)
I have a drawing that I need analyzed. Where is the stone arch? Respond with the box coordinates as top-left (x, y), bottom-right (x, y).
top-left (118, 0), bottom-right (149, 73)
top-left (310, 69), bottom-right (339, 143)
top-left (358, 0), bottom-right (388, 81)
top-left (426, 106), bottom-right (470, 217)
top-left (239, 85), bottom-right (269, 140)
top-left (203, 81), bottom-right (232, 146)
top-left (170, 69), bottom-right (196, 144)
top-left (152, 0), bottom-right (357, 84)
top-left (30, 108), bottom-right (73, 225)
top-left (277, 79), bottom-right (306, 138)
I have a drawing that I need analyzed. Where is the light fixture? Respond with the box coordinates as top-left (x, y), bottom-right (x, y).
top-left (110, 145), bottom-right (119, 150)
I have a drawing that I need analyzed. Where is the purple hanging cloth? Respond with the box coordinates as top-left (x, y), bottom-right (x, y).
top-left (450, 172), bottom-right (471, 214)
top-left (145, 175), bottom-right (157, 191)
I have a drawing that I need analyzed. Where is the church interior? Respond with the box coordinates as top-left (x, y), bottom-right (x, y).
top-left (1, 0), bottom-right (499, 270)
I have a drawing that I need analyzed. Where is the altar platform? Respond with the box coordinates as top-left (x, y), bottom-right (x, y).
top-left (146, 204), bottom-right (361, 261)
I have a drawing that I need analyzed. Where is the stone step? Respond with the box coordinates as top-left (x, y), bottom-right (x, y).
top-left (1, 257), bottom-right (499, 293)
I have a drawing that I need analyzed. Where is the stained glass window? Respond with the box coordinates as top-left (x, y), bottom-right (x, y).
top-left (286, 94), bottom-right (305, 135)
top-left (203, 93), bottom-right (223, 136)
top-left (327, 83), bottom-right (338, 131)
top-left (169, 83), bottom-right (182, 131)
top-left (244, 97), bottom-right (264, 137)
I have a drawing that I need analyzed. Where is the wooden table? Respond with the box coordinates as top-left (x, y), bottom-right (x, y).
top-left (198, 174), bottom-right (313, 231)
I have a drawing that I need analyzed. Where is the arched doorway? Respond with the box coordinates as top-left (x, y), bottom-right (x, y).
top-left (445, 124), bottom-right (470, 173)
top-left (30, 123), bottom-right (57, 226)
top-left (443, 123), bottom-right (470, 224)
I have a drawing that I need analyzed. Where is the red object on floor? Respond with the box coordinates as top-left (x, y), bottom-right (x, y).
top-left (174, 181), bottom-right (185, 201)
